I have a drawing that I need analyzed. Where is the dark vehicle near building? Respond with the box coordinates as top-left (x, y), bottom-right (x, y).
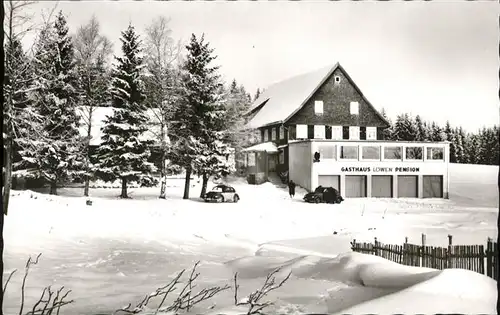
top-left (303, 186), bottom-right (344, 204)
top-left (203, 184), bottom-right (240, 203)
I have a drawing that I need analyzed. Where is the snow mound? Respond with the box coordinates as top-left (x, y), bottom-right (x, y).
top-left (219, 252), bottom-right (496, 314)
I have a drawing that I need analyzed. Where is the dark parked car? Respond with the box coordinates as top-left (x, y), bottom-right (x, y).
top-left (203, 184), bottom-right (240, 203)
top-left (303, 186), bottom-right (344, 204)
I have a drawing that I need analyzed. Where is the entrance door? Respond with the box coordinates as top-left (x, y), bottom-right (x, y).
top-left (268, 154), bottom-right (277, 172)
top-left (318, 175), bottom-right (340, 191)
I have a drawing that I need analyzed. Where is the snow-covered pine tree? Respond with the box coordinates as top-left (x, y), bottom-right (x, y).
top-left (254, 88), bottom-right (261, 102)
top-left (453, 127), bottom-right (466, 164)
top-left (422, 121), bottom-right (432, 142)
top-left (379, 107), bottom-right (393, 140)
top-left (168, 33), bottom-right (230, 199)
top-left (392, 113), bottom-right (417, 141)
top-left (464, 132), bottom-right (480, 164)
top-left (430, 122), bottom-right (446, 142)
top-left (74, 15), bottom-right (113, 196)
top-left (478, 126), bottom-right (499, 165)
top-left (444, 121), bottom-right (457, 163)
top-left (143, 16), bottom-right (182, 199)
top-left (95, 23), bottom-right (157, 198)
top-left (26, 11), bottom-right (84, 195)
top-left (415, 115), bottom-right (428, 142)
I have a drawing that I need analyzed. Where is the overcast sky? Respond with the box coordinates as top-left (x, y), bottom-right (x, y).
top-left (20, 0), bottom-right (499, 132)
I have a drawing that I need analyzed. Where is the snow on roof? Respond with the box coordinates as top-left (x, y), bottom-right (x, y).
top-left (241, 141), bottom-right (278, 153)
top-left (77, 106), bottom-right (164, 146)
top-left (244, 63), bottom-right (337, 129)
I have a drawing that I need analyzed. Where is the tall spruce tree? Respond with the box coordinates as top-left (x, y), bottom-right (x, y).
top-left (444, 121), bottom-right (457, 163)
top-left (168, 33), bottom-right (230, 199)
top-left (380, 107), bottom-right (393, 140)
top-left (392, 113), bottom-right (417, 141)
top-left (454, 127), bottom-right (466, 163)
top-left (430, 122), bottom-right (446, 142)
top-left (415, 115), bottom-right (428, 141)
top-left (254, 88), bottom-right (261, 101)
top-left (27, 11), bottom-right (84, 195)
top-left (95, 24), bottom-right (156, 198)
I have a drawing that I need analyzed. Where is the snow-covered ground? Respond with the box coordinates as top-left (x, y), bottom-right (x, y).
top-left (3, 163), bottom-right (498, 314)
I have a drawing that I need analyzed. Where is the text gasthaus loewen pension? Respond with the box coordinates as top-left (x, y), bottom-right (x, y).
top-left (340, 166), bottom-right (420, 172)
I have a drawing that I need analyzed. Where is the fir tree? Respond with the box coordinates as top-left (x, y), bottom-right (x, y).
top-left (415, 115), bottom-right (428, 141)
top-left (225, 80), bottom-right (253, 172)
top-left (27, 11), bottom-right (84, 195)
top-left (95, 24), bottom-right (156, 198)
top-left (430, 122), bottom-right (446, 142)
top-left (454, 127), bottom-right (466, 163)
top-left (380, 107), bottom-right (393, 140)
top-left (464, 132), bottom-right (480, 164)
top-left (392, 113), bottom-right (417, 141)
top-left (168, 33), bottom-right (230, 199)
top-left (254, 88), bottom-right (261, 101)
top-left (444, 121), bottom-right (457, 163)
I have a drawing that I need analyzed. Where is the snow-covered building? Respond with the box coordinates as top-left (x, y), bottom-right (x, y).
top-left (241, 62), bottom-right (450, 198)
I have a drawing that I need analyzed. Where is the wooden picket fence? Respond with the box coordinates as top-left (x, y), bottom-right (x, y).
top-left (351, 234), bottom-right (498, 280)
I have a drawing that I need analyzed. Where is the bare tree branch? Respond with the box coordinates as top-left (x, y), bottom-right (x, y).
top-left (114, 261), bottom-right (230, 315)
top-left (234, 267), bottom-right (292, 315)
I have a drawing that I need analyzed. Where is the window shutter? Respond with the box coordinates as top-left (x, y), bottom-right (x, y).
top-left (343, 126), bottom-right (350, 140)
top-left (360, 127), bottom-right (366, 140)
top-left (325, 126), bottom-right (332, 139)
top-left (377, 127), bottom-right (383, 140)
top-left (307, 125), bottom-right (314, 139)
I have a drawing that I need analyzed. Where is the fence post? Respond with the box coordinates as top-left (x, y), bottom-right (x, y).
top-left (420, 233), bottom-right (426, 267)
top-left (403, 237), bottom-right (408, 265)
top-left (447, 234), bottom-right (453, 269)
top-left (374, 237), bottom-right (379, 256)
top-left (486, 237), bottom-right (493, 278)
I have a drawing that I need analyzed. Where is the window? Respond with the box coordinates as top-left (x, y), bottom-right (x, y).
top-left (279, 150), bottom-right (285, 164)
top-left (279, 126), bottom-right (284, 139)
top-left (427, 147), bottom-right (444, 160)
top-left (318, 144), bottom-right (336, 159)
top-left (332, 126), bottom-right (343, 140)
top-left (366, 127), bottom-right (377, 140)
top-left (271, 128), bottom-right (276, 141)
top-left (384, 146), bottom-right (402, 160)
top-left (314, 125), bottom-right (325, 139)
top-left (340, 146), bottom-right (359, 159)
top-left (349, 126), bottom-right (360, 140)
top-left (296, 124), bottom-right (308, 139)
top-left (248, 153), bottom-right (255, 166)
top-left (362, 146), bottom-right (381, 160)
top-left (350, 101), bottom-right (359, 115)
top-left (335, 76), bottom-right (341, 83)
top-left (406, 147), bottom-right (423, 160)
top-left (314, 100), bottom-right (324, 115)
top-left (263, 129), bottom-right (269, 142)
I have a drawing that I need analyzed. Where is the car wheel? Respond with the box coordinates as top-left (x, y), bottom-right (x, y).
top-left (233, 195), bottom-right (239, 203)
top-left (314, 197), bottom-right (320, 203)
top-left (217, 195), bottom-right (225, 203)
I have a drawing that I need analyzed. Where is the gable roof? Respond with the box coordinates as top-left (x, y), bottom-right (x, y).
top-left (77, 106), bottom-right (164, 146)
top-left (244, 62), bottom-right (390, 129)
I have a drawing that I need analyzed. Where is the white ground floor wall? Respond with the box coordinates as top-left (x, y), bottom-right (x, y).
top-left (289, 140), bottom-right (450, 199)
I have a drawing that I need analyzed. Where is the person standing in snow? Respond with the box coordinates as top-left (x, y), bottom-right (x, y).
top-left (288, 180), bottom-right (296, 198)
